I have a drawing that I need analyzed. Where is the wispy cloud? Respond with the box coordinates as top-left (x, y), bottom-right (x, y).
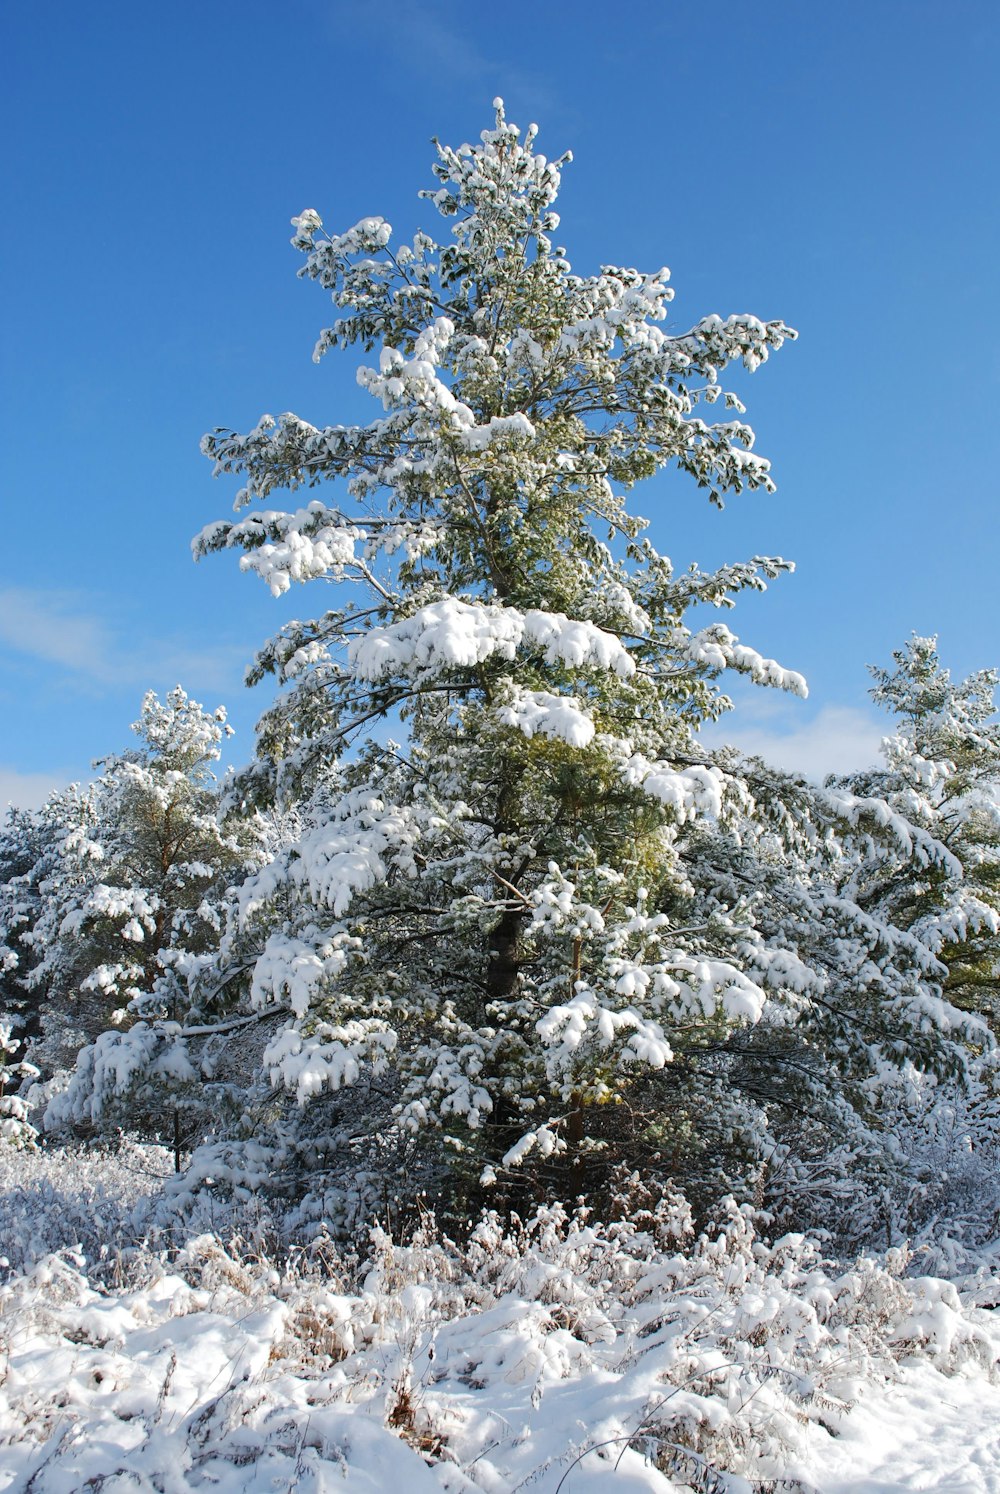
top-left (0, 765), bottom-right (76, 811)
top-left (363, 2), bottom-right (497, 84)
top-left (324, 1), bottom-right (564, 118)
top-left (702, 703), bottom-right (886, 782)
top-left (0, 588), bottom-right (113, 681)
top-left (0, 587), bottom-right (245, 696)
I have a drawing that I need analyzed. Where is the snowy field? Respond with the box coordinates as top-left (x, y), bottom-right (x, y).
top-left (2, 1144), bottom-right (1000, 1493)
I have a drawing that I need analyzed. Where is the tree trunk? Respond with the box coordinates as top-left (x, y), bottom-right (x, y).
top-left (486, 905), bottom-right (523, 1005)
top-left (486, 760), bottom-right (525, 1006)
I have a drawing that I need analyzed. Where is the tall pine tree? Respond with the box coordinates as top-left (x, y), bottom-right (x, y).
top-left (193, 104), bottom-right (979, 1220)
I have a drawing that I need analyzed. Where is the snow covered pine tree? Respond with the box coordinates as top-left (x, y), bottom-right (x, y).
top-left (24, 689), bottom-right (260, 1161)
top-left (836, 637), bottom-right (1000, 1028)
top-left (194, 103), bottom-right (981, 1223)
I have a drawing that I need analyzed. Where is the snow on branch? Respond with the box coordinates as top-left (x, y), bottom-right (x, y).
top-left (622, 754), bottom-right (725, 823)
top-left (496, 687), bottom-right (596, 748)
top-left (348, 597), bottom-right (635, 685)
top-left (263, 1020), bottom-right (397, 1104)
top-left (537, 990), bottom-right (675, 1070)
top-left (823, 788), bottom-right (964, 877)
top-left (195, 502), bottom-right (366, 598)
top-left (239, 790), bottom-right (423, 928)
top-left (249, 929), bottom-right (362, 1018)
top-left (681, 623), bottom-right (808, 697)
top-left (46, 1025), bottom-right (198, 1129)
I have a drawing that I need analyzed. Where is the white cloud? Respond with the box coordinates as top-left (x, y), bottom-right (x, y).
top-left (702, 704), bottom-right (885, 782)
top-left (0, 587), bottom-right (245, 695)
top-left (0, 765), bottom-right (72, 811)
top-left (0, 588), bottom-right (114, 681)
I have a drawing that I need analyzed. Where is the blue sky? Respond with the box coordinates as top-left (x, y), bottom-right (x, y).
top-left (3, 0), bottom-right (998, 805)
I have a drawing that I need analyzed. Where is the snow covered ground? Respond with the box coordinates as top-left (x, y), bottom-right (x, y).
top-left (3, 1271), bottom-right (999, 1493)
top-left (2, 1146), bottom-right (1000, 1492)
top-left (806, 1363), bottom-right (1000, 1492)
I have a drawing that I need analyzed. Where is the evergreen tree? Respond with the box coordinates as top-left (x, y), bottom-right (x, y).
top-left (193, 104), bottom-right (980, 1222)
top-left (5, 689), bottom-right (263, 1160)
top-left (0, 804), bottom-right (54, 1058)
top-left (0, 809), bottom-right (48, 1146)
top-left (837, 636), bottom-right (1000, 1028)
top-left (0, 786), bottom-right (101, 1074)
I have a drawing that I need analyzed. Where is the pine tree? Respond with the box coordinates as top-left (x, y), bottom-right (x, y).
top-left (193, 104), bottom-right (980, 1222)
top-left (0, 809), bottom-right (47, 1146)
top-left (837, 636), bottom-right (1000, 1027)
top-left (9, 689), bottom-right (263, 1160)
top-left (790, 637), bottom-right (1000, 1248)
top-left (0, 785), bottom-right (103, 1074)
top-left (0, 804), bottom-right (54, 1058)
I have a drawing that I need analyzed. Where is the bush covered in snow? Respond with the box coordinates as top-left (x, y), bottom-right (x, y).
top-left (0, 1138), bottom-right (174, 1277)
top-left (2, 1178), bottom-right (999, 1492)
